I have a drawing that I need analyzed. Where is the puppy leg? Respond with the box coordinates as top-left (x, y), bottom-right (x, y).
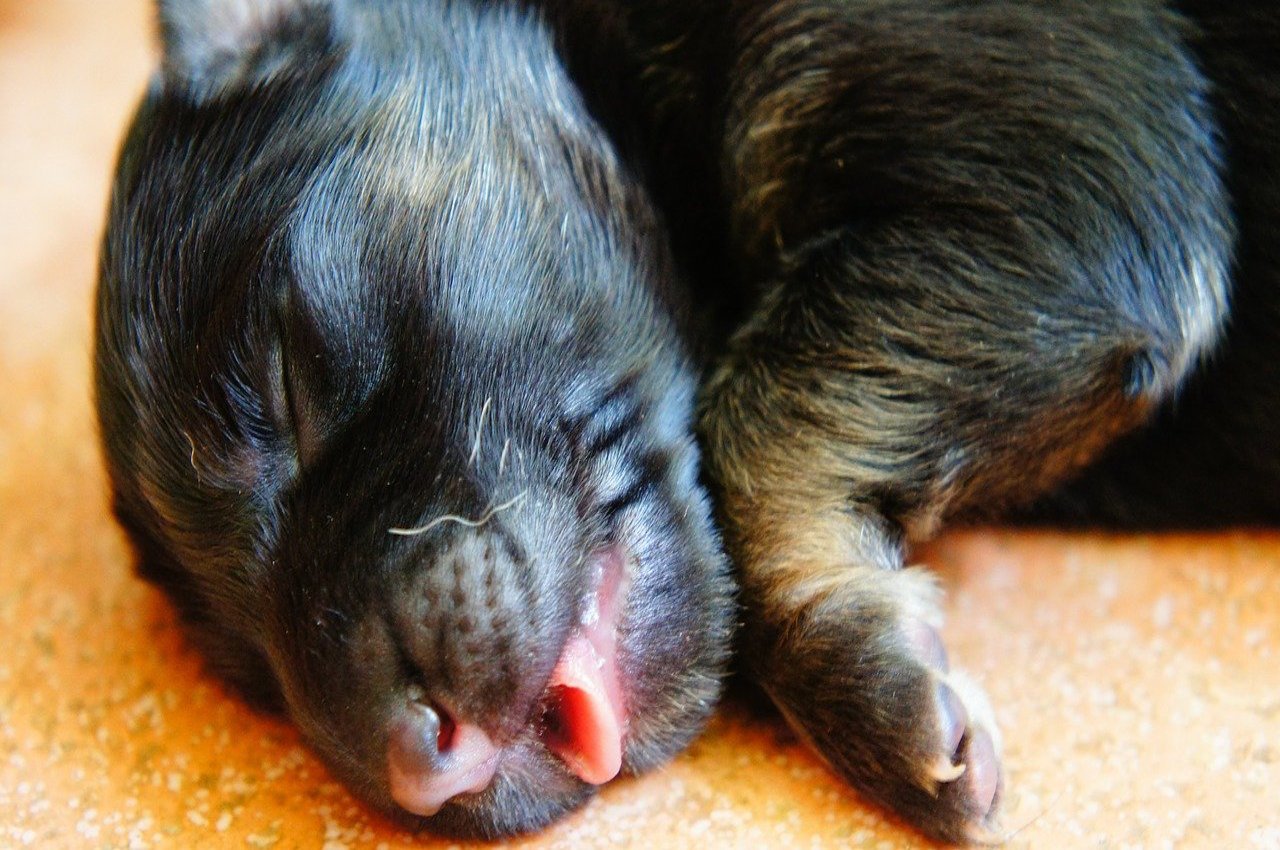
top-left (700, 221), bottom-right (1227, 843)
top-left (697, 277), bottom-right (1031, 842)
top-left (694, 5), bottom-right (1233, 841)
top-left (719, 496), bottom-right (1003, 842)
top-left (701, 281), bottom-right (1143, 840)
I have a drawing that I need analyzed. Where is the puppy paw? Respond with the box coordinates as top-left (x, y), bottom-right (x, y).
top-left (907, 621), bottom-right (1003, 841)
top-left (754, 569), bottom-right (1003, 845)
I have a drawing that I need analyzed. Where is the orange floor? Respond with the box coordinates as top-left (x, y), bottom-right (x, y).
top-left (2, 2), bottom-right (1279, 848)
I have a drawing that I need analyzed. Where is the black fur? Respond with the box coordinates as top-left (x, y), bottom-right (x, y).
top-left (1024, 1), bottom-right (1280, 526)
top-left (97, 1), bottom-right (733, 837)
top-left (96, 0), bottom-right (1279, 844)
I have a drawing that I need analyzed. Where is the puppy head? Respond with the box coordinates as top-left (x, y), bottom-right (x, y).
top-left (97, 0), bottom-right (734, 836)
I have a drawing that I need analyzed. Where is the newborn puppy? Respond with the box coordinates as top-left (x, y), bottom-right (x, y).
top-left (98, 0), bottom-right (1280, 846)
top-left (95, 0), bottom-right (733, 837)
top-left (560, 0), bottom-right (1278, 843)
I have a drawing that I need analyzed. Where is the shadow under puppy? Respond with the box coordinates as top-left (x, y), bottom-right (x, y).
top-left (96, 0), bottom-right (734, 838)
top-left (95, 0), bottom-right (1280, 846)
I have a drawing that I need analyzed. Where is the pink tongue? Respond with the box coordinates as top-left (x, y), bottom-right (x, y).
top-left (543, 632), bottom-right (624, 785)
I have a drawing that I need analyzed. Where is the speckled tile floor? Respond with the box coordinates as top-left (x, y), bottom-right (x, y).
top-left (2, 2), bottom-right (1279, 848)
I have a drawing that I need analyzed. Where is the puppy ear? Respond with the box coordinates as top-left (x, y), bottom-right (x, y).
top-left (157, 0), bottom-right (341, 98)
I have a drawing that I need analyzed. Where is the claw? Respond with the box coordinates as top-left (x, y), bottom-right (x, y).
top-left (926, 755), bottom-right (967, 788)
top-left (936, 681), bottom-right (968, 755)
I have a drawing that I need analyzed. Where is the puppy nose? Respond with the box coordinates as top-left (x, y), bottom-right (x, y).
top-left (386, 698), bottom-right (500, 816)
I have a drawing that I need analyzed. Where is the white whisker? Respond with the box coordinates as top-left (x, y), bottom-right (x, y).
top-left (498, 437), bottom-right (511, 476)
top-left (388, 490), bottom-right (528, 537)
top-left (468, 396), bottom-right (492, 467)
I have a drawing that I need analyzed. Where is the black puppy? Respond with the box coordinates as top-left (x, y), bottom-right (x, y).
top-left (97, 0), bottom-right (734, 837)
top-left (573, 1), bottom-right (1278, 842)
top-left (566, 0), bottom-right (1278, 842)
top-left (96, 0), bottom-right (1280, 845)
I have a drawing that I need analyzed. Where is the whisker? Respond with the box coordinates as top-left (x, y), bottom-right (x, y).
top-left (388, 490), bottom-right (528, 537)
top-left (468, 396), bottom-right (492, 467)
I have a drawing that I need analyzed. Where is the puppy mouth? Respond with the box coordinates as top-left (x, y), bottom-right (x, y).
top-left (386, 545), bottom-right (631, 816)
top-left (538, 544), bottom-right (630, 785)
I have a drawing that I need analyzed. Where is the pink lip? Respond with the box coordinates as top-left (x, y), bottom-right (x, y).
top-left (541, 545), bottom-right (631, 785)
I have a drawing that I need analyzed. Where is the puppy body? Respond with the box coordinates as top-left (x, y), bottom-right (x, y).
top-left (1027, 2), bottom-right (1280, 526)
top-left (551, 0), bottom-right (1275, 841)
top-left (97, 0), bottom-right (1279, 845)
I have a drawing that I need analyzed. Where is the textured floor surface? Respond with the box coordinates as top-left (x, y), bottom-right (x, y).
top-left (2, 2), bottom-right (1279, 848)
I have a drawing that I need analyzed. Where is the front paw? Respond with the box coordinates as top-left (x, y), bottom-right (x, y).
top-left (753, 569), bottom-right (1003, 844)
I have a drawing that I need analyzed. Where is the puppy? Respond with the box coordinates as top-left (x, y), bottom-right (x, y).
top-left (96, 0), bottom-right (1280, 845)
top-left (96, 0), bottom-right (734, 838)
top-left (568, 0), bottom-right (1279, 843)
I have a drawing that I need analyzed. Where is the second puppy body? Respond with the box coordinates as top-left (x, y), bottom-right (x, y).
top-left (565, 0), bottom-right (1275, 841)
